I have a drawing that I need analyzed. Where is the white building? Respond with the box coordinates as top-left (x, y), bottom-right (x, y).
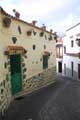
top-left (62, 23), bottom-right (80, 80)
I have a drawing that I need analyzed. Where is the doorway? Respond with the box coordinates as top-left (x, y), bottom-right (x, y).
top-left (58, 62), bottom-right (62, 73)
top-left (43, 55), bottom-right (48, 69)
top-left (10, 54), bottom-right (22, 95)
top-left (78, 64), bottom-right (80, 79)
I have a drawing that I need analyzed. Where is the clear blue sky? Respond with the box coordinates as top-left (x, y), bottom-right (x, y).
top-left (0, 0), bottom-right (80, 36)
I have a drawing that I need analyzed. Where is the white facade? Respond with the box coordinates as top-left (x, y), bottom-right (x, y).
top-left (62, 23), bottom-right (80, 80)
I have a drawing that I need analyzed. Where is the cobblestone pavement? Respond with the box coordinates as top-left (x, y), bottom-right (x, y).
top-left (1, 75), bottom-right (80, 120)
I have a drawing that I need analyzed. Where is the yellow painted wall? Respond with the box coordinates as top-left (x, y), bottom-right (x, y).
top-left (0, 11), bottom-right (56, 115)
top-left (1, 13), bottom-right (56, 78)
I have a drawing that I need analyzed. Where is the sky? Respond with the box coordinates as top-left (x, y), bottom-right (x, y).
top-left (0, 0), bottom-right (80, 36)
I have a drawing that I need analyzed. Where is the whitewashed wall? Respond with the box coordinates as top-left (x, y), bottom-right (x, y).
top-left (62, 24), bottom-right (80, 79)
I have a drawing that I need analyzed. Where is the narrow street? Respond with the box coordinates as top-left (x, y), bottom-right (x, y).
top-left (1, 75), bottom-right (80, 120)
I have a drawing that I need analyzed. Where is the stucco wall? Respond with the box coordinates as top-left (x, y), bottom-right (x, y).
top-left (1, 13), bottom-right (56, 77)
top-left (62, 24), bottom-right (80, 80)
top-left (0, 11), bottom-right (56, 115)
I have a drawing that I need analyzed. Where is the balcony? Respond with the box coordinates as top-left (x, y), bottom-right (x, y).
top-left (56, 54), bottom-right (63, 58)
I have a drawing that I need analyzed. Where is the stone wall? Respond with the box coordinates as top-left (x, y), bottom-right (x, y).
top-left (0, 67), bottom-right (56, 115)
top-left (15, 66), bottom-right (56, 98)
top-left (0, 74), bottom-right (11, 116)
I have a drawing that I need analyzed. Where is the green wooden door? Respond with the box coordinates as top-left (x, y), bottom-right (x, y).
top-left (43, 55), bottom-right (48, 69)
top-left (10, 54), bottom-right (22, 95)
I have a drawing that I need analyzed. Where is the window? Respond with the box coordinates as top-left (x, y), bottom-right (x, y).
top-left (71, 62), bottom-right (74, 77)
top-left (33, 45), bottom-right (36, 50)
top-left (18, 26), bottom-right (22, 34)
top-left (44, 45), bottom-right (46, 49)
top-left (12, 37), bottom-right (17, 44)
top-left (71, 40), bottom-right (74, 47)
top-left (70, 35), bottom-right (73, 38)
top-left (58, 62), bottom-right (62, 73)
top-left (64, 46), bottom-right (66, 54)
top-left (45, 35), bottom-right (47, 40)
top-left (4, 62), bottom-right (7, 68)
top-left (43, 55), bottom-right (48, 69)
top-left (76, 39), bottom-right (80, 46)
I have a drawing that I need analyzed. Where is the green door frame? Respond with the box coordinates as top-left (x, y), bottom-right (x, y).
top-left (10, 54), bottom-right (22, 95)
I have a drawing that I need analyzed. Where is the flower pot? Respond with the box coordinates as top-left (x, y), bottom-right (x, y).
top-left (40, 32), bottom-right (44, 37)
top-left (3, 17), bottom-right (11, 27)
top-left (27, 31), bottom-right (32, 36)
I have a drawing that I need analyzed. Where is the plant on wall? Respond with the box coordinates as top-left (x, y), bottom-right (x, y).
top-left (12, 37), bottom-right (17, 44)
top-left (22, 49), bottom-right (27, 58)
top-left (3, 16), bottom-right (11, 27)
top-left (40, 31), bottom-right (44, 37)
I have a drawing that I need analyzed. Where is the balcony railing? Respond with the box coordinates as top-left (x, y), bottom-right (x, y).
top-left (56, 54), bottom-right (63, 58)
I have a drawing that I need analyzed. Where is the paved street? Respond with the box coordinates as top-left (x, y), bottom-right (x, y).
top-left (1, 75), bottom-right (80, 120)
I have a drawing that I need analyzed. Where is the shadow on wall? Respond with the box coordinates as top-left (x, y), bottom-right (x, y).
top-left (64, 68), bottom-right (78, 80)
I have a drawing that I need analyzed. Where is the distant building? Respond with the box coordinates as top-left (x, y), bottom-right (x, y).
top-left (56, 37), bottom-right (63, 74)
top-left (0, 7), bottom-right (56, 115)
top-left (62, 23), bottom-right (80, 80)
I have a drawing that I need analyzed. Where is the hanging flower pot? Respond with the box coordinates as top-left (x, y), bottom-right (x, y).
top-left (54, 33), bottom-right (58, 40)
top-left (27, 30), bottom-right (32, 36)
top-left (4, 51), bottom-right (9, 55)
top-left (3, 17), bottom-right (11, 27)
top-left (22, 49), bottom-right (27, 55)
top-left (12, 37), bottom-right (17, 44)
top-left (40, 32), bottom-right (44, 37)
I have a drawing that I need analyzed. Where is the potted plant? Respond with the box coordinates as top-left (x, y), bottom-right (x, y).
top-left (27, 30), bottom-right (32, 36)
top-left (12, 37), bottom-right (17, 44)
top-left (40, 32), bottom-right (44, 37)
top-left (3, 16), bottom-right (11, 27)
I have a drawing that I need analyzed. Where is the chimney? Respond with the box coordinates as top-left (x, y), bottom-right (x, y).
top-left (32, 20), bottom-right (37, 26)
top-left (42, 24), bottom-right (46, 30)
top-left (13, 9), bottom-right (20, 18)
top-left (50, 29), bottom-right (53, 33)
